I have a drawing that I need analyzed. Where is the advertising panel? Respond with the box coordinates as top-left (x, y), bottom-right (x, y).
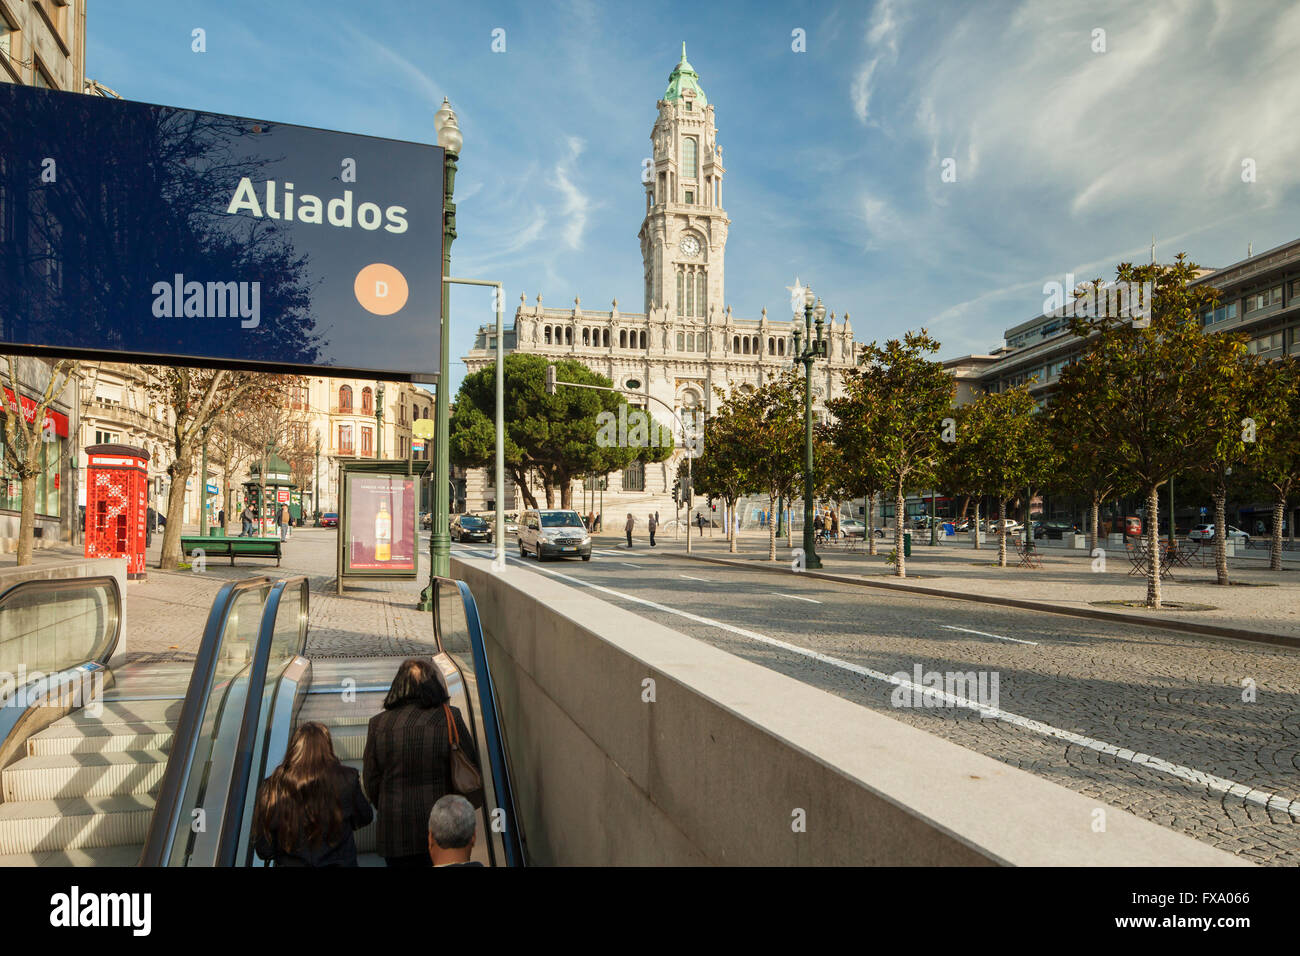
top-left (0, 83), bottom-right (443, 380)
top-left (344, 473), bottom-right (416, 573)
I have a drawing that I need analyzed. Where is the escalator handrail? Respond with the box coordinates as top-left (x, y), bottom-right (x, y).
top-left (0, 574), bottom-right (123, 668)
top-left (442, 576), bottom-right (527, 867)
top-left (216, 576), bottom-right (309, 866)
top-left (139, 575), bottom-right (274, 867)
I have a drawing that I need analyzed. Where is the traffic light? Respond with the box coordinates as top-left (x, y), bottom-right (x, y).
top-left (544, 364), bottom-right (557, 395)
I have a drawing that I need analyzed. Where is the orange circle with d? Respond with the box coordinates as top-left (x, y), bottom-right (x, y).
top-left (354, 263), bottom-right (409, 315)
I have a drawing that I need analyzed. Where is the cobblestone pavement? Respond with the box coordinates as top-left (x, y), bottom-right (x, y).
top-left (118, 528), bottom-right (439, 662)
top-left (498, 538), bottom-right (1300, 865)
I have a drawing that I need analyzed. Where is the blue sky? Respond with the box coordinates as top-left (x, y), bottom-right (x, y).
top-left (88, 0), bottom-right (1300, 394)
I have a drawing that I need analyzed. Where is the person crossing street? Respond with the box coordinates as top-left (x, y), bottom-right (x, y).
top-left (625, 513), bottom-right (636, 548)
top-left (648, 512), bottom-right (658, 547)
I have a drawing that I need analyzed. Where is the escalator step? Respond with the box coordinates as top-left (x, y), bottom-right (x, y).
top-left (0, 843), bottom-right (145, 866)
top-left (2, 750), bottom-right (170, 801)
top-left (50, 699), bottom-right (184, 726)
top-left (0, 795), bottom-right (154, 854)
top-left (27, 721), bottom-right (174, 756)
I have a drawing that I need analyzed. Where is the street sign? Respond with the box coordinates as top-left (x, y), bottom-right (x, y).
top-left (0, 83), bottom-right (444, 381)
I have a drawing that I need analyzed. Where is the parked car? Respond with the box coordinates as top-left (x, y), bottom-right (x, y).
top-left (987, 519), bottom-right (1022, 534)
top-left (518, 508), bottom-right (592, 561)
top-left (838, 518), bottom-right (865, 537)
top-left (1188, 524), bottom-right (1250, 544)
top-left (451, 513), bottom-right (492, 543)
top-left (1034, 520), bottom-right (1077, 540)
top-left (319, 512), bottom-right (338, 528)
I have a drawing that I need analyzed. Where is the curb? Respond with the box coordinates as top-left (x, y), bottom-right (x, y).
top-left (672, 549), bottom-right (1300, 652)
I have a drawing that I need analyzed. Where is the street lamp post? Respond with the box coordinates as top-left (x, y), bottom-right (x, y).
top-left (431, 97), bottom-right (462, 581)
top-left (791, 284), bottom-right (826, 571)
top-left (376, 382), bottom-right (385, 458)
top-left (313, 430), bottom-right (321, 521)
top-left (199, 424), bottom-right (209, 536)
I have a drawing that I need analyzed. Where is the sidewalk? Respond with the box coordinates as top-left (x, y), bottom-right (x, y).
top-left (630, 528), bottom-right (1300, 644)
top-left (8, 529), bottom-right (440, 663)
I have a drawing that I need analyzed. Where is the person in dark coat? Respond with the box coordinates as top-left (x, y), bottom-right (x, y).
top-left (362, 659), bottom-right (479, 868)
top-left (648, 512), bottom-right (658, 547)
top-left (252, 722), bottom-right (373, 867)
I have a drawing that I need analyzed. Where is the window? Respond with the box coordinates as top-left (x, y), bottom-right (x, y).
top-left (602, 329), bottom-right (610, 347)
top-left (677, 332), bottom-right (685, 351)
top-left (1201, 302), bottom-right (1238, 327)
top-left (619, 330), bottom-right (627, 348)
top-left (565, 327), bottom-right (572, 345)
top-left (338, 424), bottom-right (353, 455)
top-left (338, 385), bottom-right (352, 413)
top-left (686, 270), bottom-right (695, 315)
top-left (732, 335), bottom-right (740, 352)
top-left (94, 429), bottom-right (119, 445)
top-left (677, 270), bottom-right (684, 316)
top-left (683, 137), bottom-right (698, 178)
top-left (361, 427), bottom-right (373, 456)
top-left (0, 15), bottom-right (14, 63)
top-left (626, 379), bottom-right (641, 390)
top-left (1246, 286), bottom-right (1282, 314)
top-left (684, 190), bottom-right (694, 204)
top-left (696, 332), bottom-right (705, 351)
top-left (582, 327), bottom-right (590, 346)
top-left (640, 330), bottom-right (647, 349)
top-left (544, 326), bottom-right (552, 345)
top-left (622, 459), bottom-right (645, 492)
top-left (361, 387), bottom-right (373, 414)
top-left (696, 272), bottom-right (706, 317)
top-left (778, 339), bottom-right (785, 356)
top-left (1248, 331), bottom-right (1284, 354)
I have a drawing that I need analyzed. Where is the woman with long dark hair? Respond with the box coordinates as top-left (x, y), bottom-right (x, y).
top-left (252, 721), bottom-right (373, 867)
top-left (362, 658), bottom-right (479, 867)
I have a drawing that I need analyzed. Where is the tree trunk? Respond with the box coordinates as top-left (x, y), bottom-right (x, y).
top-left (1146, 484), bottom-right (1162, 608)
top-left (997, 498), bottom-right (1008, 567)
top-left (159, 453), bottom-right (194, 569)
top-left (511, 468), bottom-right (538, 510)
top-left (1089, 492), bottom-right (1100, 555)
top-left (866, 492), bottom-right (877, 556)
top-left (16, 471), bottom-right (37, 566)
top-left (1211, 489), bottom-right (1229, 585)
top-left (728, 495), bottom-right (737, 553)
top-left (1271, 496), bottom-right (1286, 572)
top-left (894, 485), bottom-right (906, 578)
top-left (542, 478), bottom-right (554, 509)
top-left (768, 493), bottom-right (777, 561)
top-left (559, 479), bottom-right (572, 510)
top-left (972, 500), bottom-right (981, 551)
top-left (785, 496), bottom-right (792, 547)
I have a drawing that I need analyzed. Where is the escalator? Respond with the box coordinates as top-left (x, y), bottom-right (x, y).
top-left (142, 574), bottom-right (525, 867)
top-left (0, 574), bottom-right (265, 865)
top-left (0, 570), bottom-right (523, 867)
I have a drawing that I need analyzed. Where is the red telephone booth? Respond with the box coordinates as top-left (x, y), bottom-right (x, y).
top-left (85, 444), bottom-right (150, 580)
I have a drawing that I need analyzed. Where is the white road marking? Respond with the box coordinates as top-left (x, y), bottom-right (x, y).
top-left (941, 624), bottom-right (1038, 646)
top-left (621, 563), bottom-right (642, 568)
top-left (777, 593), bottom-right (822, 604)
top-left (679, 574), bottom-right (708, 582)
top-left (510, 556), bottom-right (1300, 818)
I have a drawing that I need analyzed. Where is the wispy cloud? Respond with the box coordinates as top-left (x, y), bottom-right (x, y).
top-left (552, 136), bottom-right (592, 250)
top-left (851, 0), bottom-right (901, 125)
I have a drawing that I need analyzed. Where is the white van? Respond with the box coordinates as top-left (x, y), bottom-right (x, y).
top-left (518, 509), bottom-right (592, 561)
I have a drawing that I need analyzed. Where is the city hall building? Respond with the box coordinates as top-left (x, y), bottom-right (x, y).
top-left (462, 47), bottom-right (861, 519)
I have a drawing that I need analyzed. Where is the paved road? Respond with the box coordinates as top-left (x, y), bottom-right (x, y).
top-left (464, 540), bottom-right (1300, 865)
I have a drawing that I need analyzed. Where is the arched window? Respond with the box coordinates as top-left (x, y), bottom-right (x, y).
top-left (696, 272), bottom-right (706, 317)
top-left (682, 137), bottom-right (698, 179)
top-left (602, 329), bottom-right (609, 347)
top-left (565, 327), bottom-right (572, 345)
top-left (639, 330), bottom-right (647, 349)
top-left (338, 385), bottom-right (353, 413)
top-left (686, 271), bottom-right (695, 317)
top-left (361, 387), bottom-right (373, 414)
top-left (676, 270), bottom-right (684, 316)
top-left (582, 328), bottom-right (590, 346)
top-left (732, 335), bottom-right (740, 352)
top-left (620, 329), bottom-right (627, 348)
top-left (696, 332), bottom-right (705, 351)
top-left (677, 332), bottom-right (685, 351)
top-left (768, 336), bottom-right (775, 354)
top-left (742, 338), bottom-right (750, 355)
top-left (778, 339), bottom-right (785, 357)
top-left (544, 326), bottom-right (552, 345)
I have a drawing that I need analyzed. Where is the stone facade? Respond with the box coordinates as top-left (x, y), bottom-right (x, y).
top-left (462, 48), bottom-right (861, 519)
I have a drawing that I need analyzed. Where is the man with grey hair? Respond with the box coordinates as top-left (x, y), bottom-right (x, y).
top-left (427, 794), bottom-right (482, 867)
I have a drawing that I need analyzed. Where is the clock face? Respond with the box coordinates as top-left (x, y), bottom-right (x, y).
top-left (679, 235), bottom-right (700, 258)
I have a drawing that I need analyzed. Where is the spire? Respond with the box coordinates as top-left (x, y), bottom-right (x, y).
top-left (664, 43), bottom-right (707, 106)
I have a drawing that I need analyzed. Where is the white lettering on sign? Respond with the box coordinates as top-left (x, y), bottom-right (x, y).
top-left (226, 178), bottom-right (409, 234)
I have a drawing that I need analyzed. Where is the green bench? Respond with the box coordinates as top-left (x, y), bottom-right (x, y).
top-left (181, 535), bottom-right (283, 567)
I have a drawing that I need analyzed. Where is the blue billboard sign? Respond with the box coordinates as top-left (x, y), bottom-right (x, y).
top-left (0, 83), bottom-right (443, 380)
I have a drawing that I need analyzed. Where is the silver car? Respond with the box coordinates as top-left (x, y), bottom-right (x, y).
top-left (1188, 523), bottom-right (1250, 544)
top-left (518, 508), bottom-right (592, 561)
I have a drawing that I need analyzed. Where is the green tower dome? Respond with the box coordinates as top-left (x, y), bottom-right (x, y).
top-left (663, 42), bottom-right (707, 107)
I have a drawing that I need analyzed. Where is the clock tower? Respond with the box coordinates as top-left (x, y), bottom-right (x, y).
top-left (639, 44), bottom-right (729, 323)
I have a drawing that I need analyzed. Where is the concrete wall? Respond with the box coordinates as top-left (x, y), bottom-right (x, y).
top-left (453, 554), bottom-right (1249, 866)
top-left (0, 558), bottom-right (128, 670)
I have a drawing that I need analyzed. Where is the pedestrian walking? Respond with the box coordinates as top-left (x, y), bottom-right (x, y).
top-left (625, 513), bottom-right (636, 548)
top-left (595, 512), bottom-right (602, 532)
top-left (831, 510), bottom-right (840, 539)
top-left (648, 512), bottom-right (658, 547)
top-left (241, 503), bottom-right (255, 537)
top-left (696, 511), bottom-right (704, 535)
top-left (217, 507), bottom-right (225, 533)
top-left (279, 503), bottom-right (291, 542)
top-left (587, 510), bottom-right (596, 532)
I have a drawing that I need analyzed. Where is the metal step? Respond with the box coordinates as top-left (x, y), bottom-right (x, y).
top-left (2, 750), bottom-right (169, 801)
top-left (49, 699), bottom-right (185, 727)
top-left (27, 721), bottom-right (174, 756)
top-left (0, 795), bottom-right (154, 854)
top-left (0, 844), bottom-right (144, 866)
